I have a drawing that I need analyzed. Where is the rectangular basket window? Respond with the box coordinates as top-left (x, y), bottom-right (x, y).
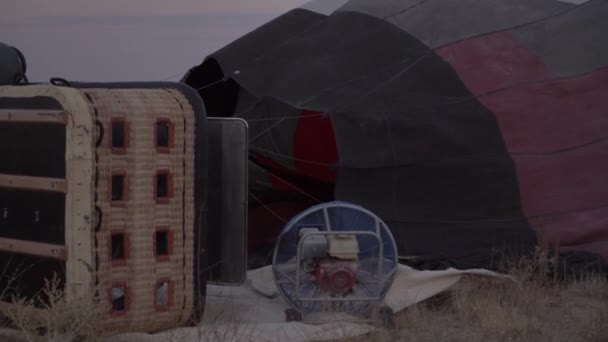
top-left (155, 277), bottom-right (174, 311)
top-left (111, 282), bottom-right (129, 315)
top-left (111, 117), bottom-right (129, 153)
top-left (111, 170), bottom-right (128, 207)
top-left (155, 170), bottom-right (173, 204)
top-left (110, 230), bottom-right (129, 266)
top-left (155, 118), bottom-right (174, 153)
top-left (155, 227), bottom-right (173, 261)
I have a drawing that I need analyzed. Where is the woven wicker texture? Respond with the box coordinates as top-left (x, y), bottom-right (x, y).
top-left (83, 88), bottom-right (196, 333)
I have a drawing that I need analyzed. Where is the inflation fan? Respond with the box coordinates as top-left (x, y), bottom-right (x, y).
top-left (272, 201), bottom-right (398, 325)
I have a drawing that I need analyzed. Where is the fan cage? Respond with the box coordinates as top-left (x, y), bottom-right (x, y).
top-left (272, 201), bottom-right (398, 315)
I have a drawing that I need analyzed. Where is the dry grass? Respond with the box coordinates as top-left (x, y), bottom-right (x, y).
top-left (382, 277), bottom-right (608, 342)
top-left (1, 250), bottom-right (606, 342)
top-left (352, 250), bottom-right (608, 342)
top-left (0, 275), bottom-right (106, 342)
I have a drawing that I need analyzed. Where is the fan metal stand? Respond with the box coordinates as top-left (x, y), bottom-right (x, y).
top-left (284, 230), bottom-right (395, 328)
top-left (273, 202), bottom-right (399, 330)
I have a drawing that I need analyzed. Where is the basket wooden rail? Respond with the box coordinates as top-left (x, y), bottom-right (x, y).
top-left (0, 109), bottom-right (67, 125)
top-left (0, 237), bottom-right (67, 260)
top-left (0, 174), bottom-right (67, 193)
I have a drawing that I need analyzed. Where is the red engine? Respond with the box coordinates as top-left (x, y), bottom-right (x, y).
top-left (313, 261), bottom-right (358, 295)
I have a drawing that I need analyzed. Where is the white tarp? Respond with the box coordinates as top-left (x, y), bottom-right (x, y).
top-left (113, 264), bottom-right (513, 342)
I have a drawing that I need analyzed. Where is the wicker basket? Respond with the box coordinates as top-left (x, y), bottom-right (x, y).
top-left (0, 83), bottom-right (206, 333)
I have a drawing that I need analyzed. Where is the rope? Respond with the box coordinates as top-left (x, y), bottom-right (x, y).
top-left (195, 77), bottom-right (229, 91)
top-left (232, 99), bottom-right (263, 117)
top-left (250, 193), bottom-right (289, 224)
top-left (266, 172), bottom-right (323, 204)
top-left (159, 71), bottom-right (185, 82)
top-left (510, 135), bottom-right (608, 156)
top-left (248, 117), bottom-right (287, 142)
top-left (242, 112), bottom-right (322, 122)
top-left (250, 146), bottom-right (336, 167)
top-left (383, 0), bottom-right (431, 20)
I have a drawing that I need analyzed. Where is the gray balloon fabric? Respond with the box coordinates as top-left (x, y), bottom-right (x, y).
top-left (183, 0), bottom-right (607, 269)
top-left (0, 42), bottom-right (26, 85)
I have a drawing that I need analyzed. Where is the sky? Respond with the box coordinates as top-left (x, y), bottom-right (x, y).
top-left (1, 0), bottom-right (307, 82)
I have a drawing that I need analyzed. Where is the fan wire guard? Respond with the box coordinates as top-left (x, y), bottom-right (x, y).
top-left (272, 201), bottom-right (398, 315)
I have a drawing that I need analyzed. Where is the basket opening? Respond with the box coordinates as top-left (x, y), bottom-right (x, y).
top-left (110, 118), bottom-right (129, 153)
top-left (156, 174), bottom-right (168, 198)
top-left (111, 234), bottom-right (125, 259)
top-left (110, 231), bottom-right (129, 266)
top-left (111, 121), bottom-right (125, 148)
top-left (155, 119), bottom-right (173, 152)
top-left (155, 227), bottom-right (173, 262)
top-left (156, 231), bottom-right (168, 256)
top-left (155, 171), bottom-right (172, 203)
top-left (112, 175), bottom-right (125, 201)
top-left (111, 283), bottom-right (128, 314)
top-left (156, 281), bottom-right (168, 305)
top-left (155, 278), bottom-right (173, 311)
